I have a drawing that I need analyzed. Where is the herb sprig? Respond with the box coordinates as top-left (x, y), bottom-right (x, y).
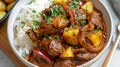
top-left (46, 5), bottom-right (66, 24)
top-left (32, 20), bottom-right (40, 29)
top-left (69, 0), bottom-right (79, 9)
top-left (80, 20), bottom-right (86, 26)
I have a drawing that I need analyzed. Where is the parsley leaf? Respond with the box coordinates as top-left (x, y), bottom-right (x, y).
top-left (32, 20), bottom-right (39, 29)
top-left (80, 20), bottom-right (86, 26)
top-left (69, 0), bottom-right (79, 9)
top-left (70, 26), bottom-right (73, 28)
top-left (28, 0), bottom-right (35, 4)
top-left (47, 5), bottom-right (66, 24)
top-left (47, 17), bottom-right (53, 24)
top-left (43, 34), bottom-right (51, 40)
top-left (94, 29), bottom-right (100, 32)
top-left (40, 13), bottom-right (46, 19)
top-left (32, 9), bottom-right (36, 13)
top-left (65, 29), bottom-right (69, 32)
top-left (85, 3), bottom-right (88, 11)
top-left (21, 21), bottom-right (25, 24)
top-left (54, 35), bottom-right (59, 40)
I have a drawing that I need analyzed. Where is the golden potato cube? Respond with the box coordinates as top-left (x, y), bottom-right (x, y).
top-left (87, 31), bottom-right (102, 46)
top-left (81, 1), bottom-right (93, 14)
top-left (63, 28), bottom-right (79, 45)
top-left (53, 0), bottom-right (67, 4)
top-left (51, 16), bottom-right (69, 28)
top-left (60, 47), bottom-right (74, 58)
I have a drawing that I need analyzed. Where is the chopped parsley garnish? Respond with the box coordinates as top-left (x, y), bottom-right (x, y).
top-left (21, 21), bottom-right (25, 24)
top-left (32, 20), bottom-right (39, 29)
top-left (47, 17), bottom-right (53, 24)
top-left (62, 44), bottom-right (68, 46)
top-left (21, 21), bottom-right (25, 28)
top-left (65, 29), bottom-right (69, 32)
top-left (85, 39), bottom-right (90, 44)
top-left (94, 29), bottom-right (100, 32)
top-left (28, 0), bottom-right (35, 4)
top-left (50, 5), bottom-right (64, 17)
top-left (29, 8), bottom-right (37, 13)
top-left (85, 3), bottom-right (88, 11)
top-left (64, 17), bottom-right (68, 20)
top-left (47, 5), bottom-right (66, 24)
top-left (40, 13), bottom-right (46, 19)
top-left (32, 9), bottom-right (36, 13)
top-left (69, 0), bottom-right (79, 9)
top-left (80, 20), bottom-right (86, 26)
top-left (43, 34), bottom-right (51, 40)
top-left (54, 35), bottom-right (59, 40)
top-left (71, 45), bottom-right (79, 49)
top-left (70, 26), bottom-right (73, 28)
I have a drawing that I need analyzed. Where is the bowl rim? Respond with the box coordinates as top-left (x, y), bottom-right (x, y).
top-left (7, 0), bottom-right (113, 67)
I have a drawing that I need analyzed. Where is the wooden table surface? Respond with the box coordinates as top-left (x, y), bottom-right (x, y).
top-left (0, 19), bottom-right (27, 67)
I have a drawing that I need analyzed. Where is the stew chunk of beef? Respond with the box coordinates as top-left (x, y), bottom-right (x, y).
top-left (39, 37), bottom-right (65, 56)
top-left (91, 10), bottom-right (103, 29)
top-left (30, 52), bottom-right (52, 67)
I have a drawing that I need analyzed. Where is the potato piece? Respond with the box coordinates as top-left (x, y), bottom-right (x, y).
top-left (63, 28), bottom-right (79, 45)
top-left (4, 0), bottom-right (15, 3)
top-left (0, 11), bottom-right (6, 19)
top-left (81, 1), bottom-right (93, 14)
top-left (53, 0), bottom-right (67, 4)
top-left (0, 1), bottom-right (6, 11)
top-left (87, 30), bottom-right (102, 46)
top-left (7, 2), bottom-right (15, 11)
top-left (51, 16), bottom-right (69, 28)
top-left (60, 47), bottom-right (74, 58)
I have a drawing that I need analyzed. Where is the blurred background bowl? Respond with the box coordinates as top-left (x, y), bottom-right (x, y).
top-left (0, 0), bottom-right (18, 23)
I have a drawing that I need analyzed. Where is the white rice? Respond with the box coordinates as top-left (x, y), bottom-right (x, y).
top-left (14, 0), bottom-right (53, 57)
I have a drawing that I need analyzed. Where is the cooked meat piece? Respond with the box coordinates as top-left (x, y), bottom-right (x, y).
top-left (39, 38), bottom-right (51, 50)
top-left (73, 9), bottom-right (87, 21)
top-left (91, 10), bottom-right (103, 29)
top-left (42, 8), bottom-right (51, 18)
top-left (76, 52), bottom-right (97, 60)
top-left (49, 40), bottom-right (65, 56)
top-left (40, 37), bottom-right (65, 56)
top-left (33, 28), bottom-right (43, 39)
top-left (26, 29), bottom-right (37, 41)
top-left (40, 22), bottom-right (58, 34)
top-left (43, 8), bottom-right (51, 13)
top-left (73, 48), bottom-right (87, 54)
top-left (30, 52), bottom-right (52, 67)
top-left (81, 22), bottom-right (95, 32)
top-left (54, 60), bottom-right (74, 67)
top-left (27, 21), bottom-right (60, 41)
top-left (72, 8), bottom-right (87, 26)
